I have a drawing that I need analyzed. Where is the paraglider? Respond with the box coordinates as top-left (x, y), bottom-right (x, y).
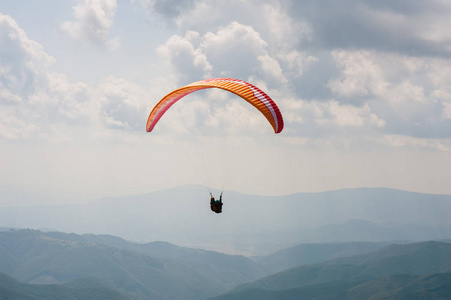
top-left (210, 192), bottom-right (223, 214)
top-left (146, 78), bottom-right (284, 213)
top-left (146, 78), bottom-right (284, 134)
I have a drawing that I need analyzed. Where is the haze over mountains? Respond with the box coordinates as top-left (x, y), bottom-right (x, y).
top-left (0, 229), bottom-right (450, 300)
top-left (0, 229), bottom-right (268, 299)
top-left (1, 185), bottom-right (450, 254)
top-left (1, 186), bottom-right (450, 298)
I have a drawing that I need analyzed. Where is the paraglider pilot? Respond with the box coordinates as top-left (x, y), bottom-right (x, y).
top-left (210, 192), bottom-right (223, 214)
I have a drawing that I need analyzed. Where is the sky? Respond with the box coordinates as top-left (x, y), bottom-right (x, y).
top-left (1, 0), bottom-right (451, 205)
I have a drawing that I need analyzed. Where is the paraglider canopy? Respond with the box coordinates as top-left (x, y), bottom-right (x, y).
top-left (146, 78), bottom-right (284, 134)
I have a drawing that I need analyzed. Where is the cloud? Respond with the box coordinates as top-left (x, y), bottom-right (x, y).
top-left (151, 0), bottom-right (451, 143)
top-left (326, 49), bottom-right (451, 138)
top-left (157, 31), bottom-right (212, 82)
top-left (147, 0), bottom-right (451, 144)
top-left (318, 101), bottom-right (385, 128)
top-left (97, 76), bottom-right (148, 131)
top-left (201, 22), bottom-right (270, 78)
top-left (149, 0), bottom-right (451, 57)
top-left (153, 21), bottom-right (298, 136)
top-left (280, 96), bottom-right (385, 142)
top-left (145, 0), bottom-right (197, 18)
top-left (158, 21), bottom-right (289, 87)
top-left (0, 13), bottom-right (55, 139)
top-left (3, 1), bottom-right (451, 149)
top-left (328, 50), bottom-right (427, 106)
top-left (380, 134), bottom-right (450, 152)
top-left (60, 0), bottom-right (119, 49)
top-left (328, 50), bottom-right (387, 99)
top-left (285, 0), bottom-right (451, 57)
top-left (149, 0), bottom-right (311, 61)
top-left (0, 13), bottom-right (149, 142)
top-left (0, 13), bottom-right (98, 141)
top-left (0, 13), bottom-right (54, 99)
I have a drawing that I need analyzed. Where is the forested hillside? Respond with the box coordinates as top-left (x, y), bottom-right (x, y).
top-left (1, 229), bottom-right (450, 299)
top-left (0, 229), bottom-right (267, 300)
top-left (211, 241), bottom-right (451, 300)
top-left (0, 272), bottom-right (130, 300)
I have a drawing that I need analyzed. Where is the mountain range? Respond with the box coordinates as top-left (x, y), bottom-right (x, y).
top-left (0, 229), bottom-right (268, 299)
top-left (1, 185), bottom-right (451, 255)
top-left (1, 229), bottom-right (451, 299)
top-left (210, 241), bottom-right (451, 300)
top-left (1, 186), bottom-right (451, 298)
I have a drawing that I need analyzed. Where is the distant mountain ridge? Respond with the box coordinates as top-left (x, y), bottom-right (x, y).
top-left (1, 185), bottom-right (450, 254)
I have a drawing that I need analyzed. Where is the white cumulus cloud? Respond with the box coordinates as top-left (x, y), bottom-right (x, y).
top-left (0, 13), bottom-right (149, 142)
top-left (60, 0), bottom-right (119, 49)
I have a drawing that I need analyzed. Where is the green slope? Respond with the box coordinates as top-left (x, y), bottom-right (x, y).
top-left (255, 241), bottom-right (392, 273)
top-left (0, 229), bottom-right (268, 300)
top-left (211, 273), bottom-right (451, 300)
top-left (42, 232), bottom-right (269, 288)
top-left (210, 241), bottom-right (451, 299)
top-left (0, 272), bottom-right (131, 300)
top-left (348, 273), bottom-right (451, 300)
